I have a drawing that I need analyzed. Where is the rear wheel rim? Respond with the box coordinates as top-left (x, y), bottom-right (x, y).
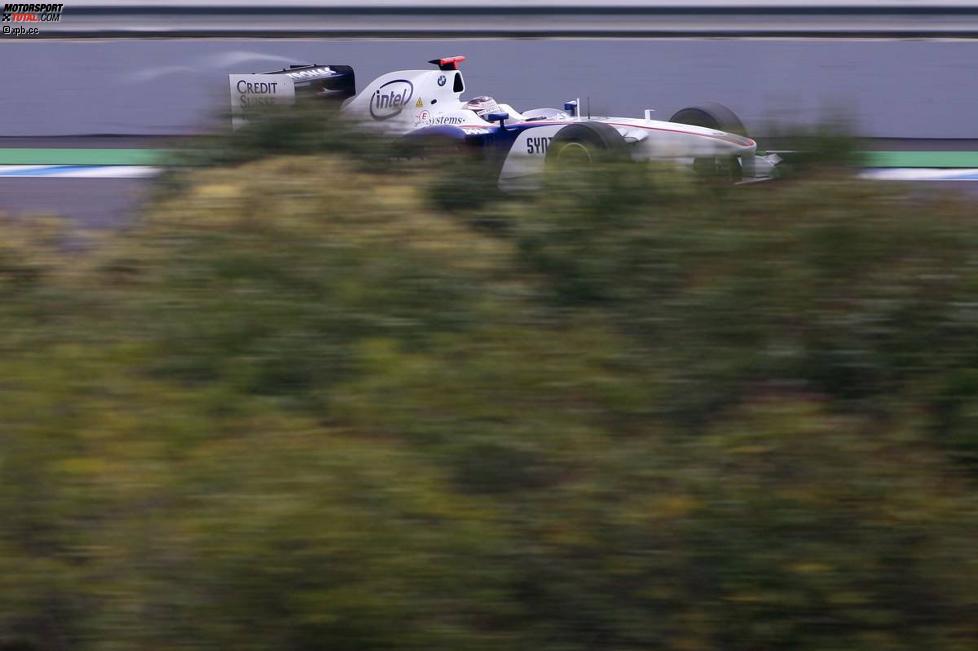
top-left (556, 142), bottom-right (593, 165)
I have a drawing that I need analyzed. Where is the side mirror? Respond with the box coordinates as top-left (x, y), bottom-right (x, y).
top-left (487, 111), bottom-right (510, 126)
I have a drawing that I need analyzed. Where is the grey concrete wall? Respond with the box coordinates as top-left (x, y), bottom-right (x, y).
top-left (1, 38), bottom-right (977, 138)
top-left (39, 2), bottom-right (978, 38)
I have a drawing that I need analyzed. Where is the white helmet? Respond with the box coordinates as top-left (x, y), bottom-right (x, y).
top-left (464, 95), bottom-right (500, 119)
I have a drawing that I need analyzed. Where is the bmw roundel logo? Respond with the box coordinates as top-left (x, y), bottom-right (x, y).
top-left (437, 75), bottom-right (446, 87)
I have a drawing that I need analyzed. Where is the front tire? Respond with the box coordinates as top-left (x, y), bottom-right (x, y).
top-left (670, 103), bottom-right (748, 182)
top-left (669, 102), bottom-right (748, 137)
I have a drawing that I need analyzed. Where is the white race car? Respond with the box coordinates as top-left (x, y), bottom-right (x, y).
top-left (230, 56), bottom-right (779, 189)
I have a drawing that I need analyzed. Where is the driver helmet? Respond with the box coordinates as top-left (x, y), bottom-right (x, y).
top-left (464, 95), bottom-right (500, 119)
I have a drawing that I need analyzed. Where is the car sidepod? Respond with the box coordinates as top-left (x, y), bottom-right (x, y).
top-left (496, 123), bottom-right (568, 192)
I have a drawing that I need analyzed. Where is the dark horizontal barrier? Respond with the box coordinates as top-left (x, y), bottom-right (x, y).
top-left (26, 2), bottom-right (978, 39)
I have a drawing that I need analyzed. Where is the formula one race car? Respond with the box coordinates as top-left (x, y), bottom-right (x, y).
top-left (229, 56), bottom-right (780, 189)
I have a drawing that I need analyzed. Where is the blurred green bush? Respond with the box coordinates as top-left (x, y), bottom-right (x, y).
top-left (0, 144), bottom-right (976, 651)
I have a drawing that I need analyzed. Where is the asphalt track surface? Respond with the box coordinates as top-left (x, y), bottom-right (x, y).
top-left (3, 38), bottom-right (978, 139)
top-left (3, 136), bottom-right (978, 229)
top-left (3, 170), bottom-right (977, 230)
top-left (0, 178), bottom-right (149, 230)
top-left (2, 36), bottom-right (977, 226)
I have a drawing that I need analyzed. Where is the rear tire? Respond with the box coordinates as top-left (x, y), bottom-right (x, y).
top-left (545, 122), bottom-right (628, 169)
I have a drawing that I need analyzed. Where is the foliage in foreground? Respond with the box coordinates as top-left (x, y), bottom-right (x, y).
top-left (0, 155), bottom-right (977, 651)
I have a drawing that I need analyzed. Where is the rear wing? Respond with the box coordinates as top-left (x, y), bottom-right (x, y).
top-left (228, 64), bottom-right (355, 128)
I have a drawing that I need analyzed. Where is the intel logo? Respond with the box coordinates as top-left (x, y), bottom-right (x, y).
top-left (370, 79), bottom-right (413, 120)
